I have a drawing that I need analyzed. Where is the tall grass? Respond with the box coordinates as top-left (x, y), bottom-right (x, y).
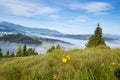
top-left (0, 46), bottom-right (120, 80)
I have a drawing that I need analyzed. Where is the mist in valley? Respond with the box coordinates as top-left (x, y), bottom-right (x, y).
top-left (0, 35), bottom-right (120, 54)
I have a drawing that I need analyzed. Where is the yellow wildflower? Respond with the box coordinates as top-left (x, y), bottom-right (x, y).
top-left (62, 58), bottom-right (67, 63)
top-left (52, 74), bottom-right (57, 80)
top-left (66, 56), bottom-right (70, 60)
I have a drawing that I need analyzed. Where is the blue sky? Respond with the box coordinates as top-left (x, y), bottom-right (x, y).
top-left (0, 0), bottom-right (120, 35)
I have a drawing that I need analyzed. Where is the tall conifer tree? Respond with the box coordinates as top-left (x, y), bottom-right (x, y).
top-left (86, 24), bottom-right (106, 47)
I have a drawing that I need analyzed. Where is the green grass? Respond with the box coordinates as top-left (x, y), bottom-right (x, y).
top-left (0, 46), bottom-right (120, 80)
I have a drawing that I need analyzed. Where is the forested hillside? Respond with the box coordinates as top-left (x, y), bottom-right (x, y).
top-left (0, 34), bottom-right (42, 44)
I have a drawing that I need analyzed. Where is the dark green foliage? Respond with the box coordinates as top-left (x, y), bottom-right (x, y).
top-left (114, 68), bottom-right (120, 80)
top-left (47, 45), bottom-right (63, 53)
top-left (56, 44), bottom-right (62, 49)
top-left (9, 52), bottom-right (15, 57)
top-left (47, 46), bottom-right (56, 53)
top-left (26, 48), bottom-right (37, 56)
top-left (4, 50), bottom-right (10, 58)
top-left (16, 44), bottom-right (23, 57)
top-left (14, 44), bottom-right (38, 57)
top-left (0, 33), bottom-right (42, 44)
top-left (16, 44), bottom-right (37, 57)
top-left (86, 24), bottom-right (106, 48)
top-left (4, 51), bottom-right (15, 58)
top-left (0, 48), bottom-right (3, 58)
top-left (23, 44), bottom-right (27, 56)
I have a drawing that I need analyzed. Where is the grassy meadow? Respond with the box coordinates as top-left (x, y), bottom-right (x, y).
top-left (0, 46), bottom-right (120, 80)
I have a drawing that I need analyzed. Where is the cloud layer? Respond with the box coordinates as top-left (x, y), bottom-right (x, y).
top-left (0, 0), bottom-right (59, 17)
top-left (68, 2), bottom-right (111, 14)
top-left (68, 15), bottom-right (89, 23)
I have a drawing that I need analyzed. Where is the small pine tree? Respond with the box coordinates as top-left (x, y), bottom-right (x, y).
top-left (23, 44), bottom-right (27, 56)
top-left (26, 48), bottom-right (36, 56)
top-left (4, 50), bottom-right (10, 58)
top-left (86, 24), bottom-right (106, 48)
top-left (47, 46), bottom-right (55, 53)
top-left (56, 44), bottom-right (61, 49)
top-left (16, 44), bottom-right (23, 57)
top-left (0, 48), bottom-right (3, 58)
top-left (10, 52), bottom-right (15, 57)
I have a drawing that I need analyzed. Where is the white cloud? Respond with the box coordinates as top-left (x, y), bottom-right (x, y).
top-left (48, 15), bottom-right (60, 19)
top-left (69, 2), bottom-right (111, 13)
top-left (0, 0), bottom-right (59, 17)
top-left (94, 12), bottom-right (108, 15)
top-left (68, 15), bottom-right (89, 23)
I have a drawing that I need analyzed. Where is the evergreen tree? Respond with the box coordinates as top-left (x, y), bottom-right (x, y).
top-left (4, 50), bottom-right (9, 58)
top-left (10, 52), bottom-right (15, 57)
top-left (16, 44), bottom-right (23, 57)
top-left (26, 48), bottom-right (36, 56)
top-left (23, 44), bottom-right (27, 56)
top-left (0, 48), bottom-right (3, 58)
top-left (47, 46), bottom-right (55, 53)
top-left (56, 44), bottom-right (61, 49)
top-left (86, 24), bottom-right (106, 48)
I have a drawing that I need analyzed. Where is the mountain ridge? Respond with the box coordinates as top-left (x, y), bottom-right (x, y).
top-left (0, 21), bottom-right (120, 41)
top-left (0, 21), bottom-right (63, 35)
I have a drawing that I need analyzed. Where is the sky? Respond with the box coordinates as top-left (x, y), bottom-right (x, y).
top-left (0, 0), bottom-right (120, 35)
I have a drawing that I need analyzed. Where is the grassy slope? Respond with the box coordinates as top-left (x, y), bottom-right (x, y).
top-left (0, 47), bottom-right (120, 80)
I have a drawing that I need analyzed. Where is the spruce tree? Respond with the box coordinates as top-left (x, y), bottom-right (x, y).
top-left (16, 44), bottom-right (23, 57)
top-left (5, 50), bottom-right (10, 58)
top-left (86, 24), bottom-right (106, 48)
top-left (56, 44), bottom-right (61, 49)
top-left (23, 44), bottom-right (27, 56)
top-left (0, 48), bottom-right (3, 58)
top-left (10, 52), bottom-right (15, 57)
top-left (47, 46), bottom-right (55, 53)
top-left (26, 48), bottom-right (36, 56)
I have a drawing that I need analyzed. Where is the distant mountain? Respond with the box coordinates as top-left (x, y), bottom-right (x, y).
top-left (0, 24), bottom-right (19, 32)
top-left (103, 34), bottom-right (120, 40)
top-left (0, 21), bottom-right (62, 35)
top-left (0, 21), bottom-right (120, 42)
top-left (0, 33), bottom-right (71, 44)
top-left (44, 34), bottom-right (120, 41)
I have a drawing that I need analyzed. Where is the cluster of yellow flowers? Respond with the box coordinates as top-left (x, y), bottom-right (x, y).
top-left (52, 74), bottom-right (57, 80)
top-left (62, 55), bottom-right (70, 64)
top-left (52, 55), bottom-right (70, 80)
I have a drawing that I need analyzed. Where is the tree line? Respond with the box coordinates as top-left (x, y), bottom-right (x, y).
top-left (0, 44), bottom-right (38, 58)
top-left (0, 33), bottom-right (42, 44)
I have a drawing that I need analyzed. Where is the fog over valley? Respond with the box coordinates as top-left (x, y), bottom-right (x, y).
top-left (1, 35), bottom-right (120, 54)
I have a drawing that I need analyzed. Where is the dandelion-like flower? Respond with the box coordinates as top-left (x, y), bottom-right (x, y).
top-left (66, 56), bottom-right (70, 60)
top-left (52, 74), bottom-right (57, 80)
top-left (112, 62), bottom-right (115, 65)
top-left (62, 58), bottom-right (67, 63)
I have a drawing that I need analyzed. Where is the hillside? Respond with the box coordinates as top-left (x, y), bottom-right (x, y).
top-left (0, 34), bottom-right (42, 44)
top-left (0, 21), bottom-right (62, 35)
top-left (0, 47), bottom-right (120, 80)
top-left (0, 34), bottom-right (71, 45)
top-left (0, 25), bottom-right (19, 32)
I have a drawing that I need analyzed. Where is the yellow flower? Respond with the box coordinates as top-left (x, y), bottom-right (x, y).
top-left (52, 74), bottom-right (57, 80)
top-left (62, 58), bottom-right (67, 63)
top-left (66, 56), bottom-right (70, 60)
